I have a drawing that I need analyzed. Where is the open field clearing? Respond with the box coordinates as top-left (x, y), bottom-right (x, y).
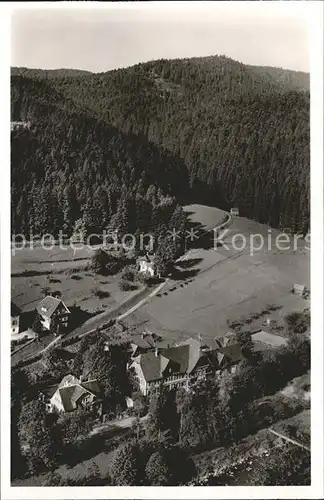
top-left (183, 203), bottom-right (228, 231)
top-left (125, 207), bottom-right (309, 341)
top-left (11, 243), bottom-right (141, 315)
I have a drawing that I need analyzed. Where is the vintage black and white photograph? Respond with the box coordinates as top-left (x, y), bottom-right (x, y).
top-left (2, 1), bottom-right (323, 498)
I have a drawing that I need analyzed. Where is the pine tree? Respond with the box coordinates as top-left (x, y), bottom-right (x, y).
top-left (110, 441), bottom-right (141, 485)
top-left (18, 400), bottom-right (56, 474)
top-left (145, 450), bottom-right (170, 485)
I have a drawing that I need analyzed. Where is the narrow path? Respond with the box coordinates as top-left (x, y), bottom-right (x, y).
top-left (268, 428), bottom-right (310, 451)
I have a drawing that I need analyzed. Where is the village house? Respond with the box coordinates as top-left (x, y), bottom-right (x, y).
top-left (129, 334), bottom-right (245, 396)
top-left (293, 283), bottom-right (307, 297)
top-left (11, 301), bottom-right (21, 335)
top-left (36, 295), bottom-right (71, 334)
top-left (137, 254), bottom-right (157, 278)
top-left (230, 207), bottom-right (239, 216)
top-left (44, 374), bottom-right (102, 415)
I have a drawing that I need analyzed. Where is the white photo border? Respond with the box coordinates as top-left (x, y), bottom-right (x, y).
top-left (1, 1), bottom-right (323, 499)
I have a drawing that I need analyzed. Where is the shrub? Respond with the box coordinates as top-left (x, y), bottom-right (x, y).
top-left (285, 311), bottom-right (310, 335)
top-left (91, 287), bottom-right (110, 299)
top-left (119, 279), bottom-right (137, 291)
top-left (121, 266), bottom-right (136, 282)
top-left (110, 441), bottom-right (142, 485)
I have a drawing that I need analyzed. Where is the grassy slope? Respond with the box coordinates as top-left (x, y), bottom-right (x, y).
top-left (125, 206), bottom-right (309, 340)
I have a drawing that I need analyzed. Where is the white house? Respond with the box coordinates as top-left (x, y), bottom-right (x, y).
top-left (137, 254), bottom-right (157, 278)
top-left (293, 284), bottom-right (307, 297)
top-left (230, 207), bottom-right (239, 216)
top-left (47, 374), bottom-right (101, 414)
top-left (128, 336), bottom-right (243, 396)
top-left (36, 295), bottom-right (70, 334)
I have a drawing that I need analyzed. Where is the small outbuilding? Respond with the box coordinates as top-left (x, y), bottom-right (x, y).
top-left (293, 284), bottom-right (307, 297)
top-left (230, 207), bottom-right (239, 216)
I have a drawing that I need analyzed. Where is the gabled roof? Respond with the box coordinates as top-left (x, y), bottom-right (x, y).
top-left (218, 344), bottom-right (245, 364)
top-left (82, 379), bottom-right (101, 395)
top-left (177, 337), bottom-right (202, 373)
top-left (11, 301), bottom-right (21, 317)
top-left (132, 337), bottom-right (203, 383)
top-left (131, 333), bottom-right (246, 384)
top-left (51, 375), bottom-right (101, 412)
top-left (162, 345), bottom-right (190, 373)
top-left (37, 296), bottom-right (70, 319)
top-left (213, 332), bottom-right (237, 349)
top-left (133, 351), bottom-right (171, 382)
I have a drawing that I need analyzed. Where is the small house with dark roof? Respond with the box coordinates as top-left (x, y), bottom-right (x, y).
top-left (47, 374), bottom-right (102, 414)
top-left (11, 301), bottom-right (21, 335)
top-left (36, 295), bottom-right (70, 334)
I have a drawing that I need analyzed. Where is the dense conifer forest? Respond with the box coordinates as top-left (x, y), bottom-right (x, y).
top-left (11, 76), bottom-right (189, 242)
top-left (11, 55), bottom-right (310, 236)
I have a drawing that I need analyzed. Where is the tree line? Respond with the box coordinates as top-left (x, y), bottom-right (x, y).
top-left (11, 76), bottom-right (189, 242)
top-left (14, 55), bottom-right (310, 234)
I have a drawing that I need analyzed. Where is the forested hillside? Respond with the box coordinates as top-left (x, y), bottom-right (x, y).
top-left (11, 55), bottom-right (310, 234)
top-left (11, 75), bottom-right (189, 248)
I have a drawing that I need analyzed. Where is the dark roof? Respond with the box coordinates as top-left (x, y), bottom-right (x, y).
top-left (162, 345), bottom-right (190, 373)
top-left (137, 351), bottom-right (167, 382)
top-left (11, 301), bottom-right (21, 317)
top-left (132, 335), bottom-right (244, 383)
top-left (53, 375), bottom-right (100, 411)
top-left (82, 379), bottom-right (101, 395)
top-left (218, 344), bottom-right (244, 363)
top-left (131, 333), bottom-right (170, 351)
top-left (37, 296), bottom-right (70, 319)
top-left (136, 337), bottom-right (202, 383)
top-left (59, 385), bottom-right (80, 411)
top-left (40, 384), bottom-right (58, 399)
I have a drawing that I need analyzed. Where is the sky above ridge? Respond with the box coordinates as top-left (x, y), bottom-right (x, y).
top-left (11, 3), bottom-right (309, 73)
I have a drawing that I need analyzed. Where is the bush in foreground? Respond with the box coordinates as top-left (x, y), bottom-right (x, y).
top-left (119, 279), bottom-right (137, 291)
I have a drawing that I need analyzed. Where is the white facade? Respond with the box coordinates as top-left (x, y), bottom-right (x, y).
top-left (138, 259), bottom-right (155, 277)
top-left (293, 284), bottom-right (306, 297)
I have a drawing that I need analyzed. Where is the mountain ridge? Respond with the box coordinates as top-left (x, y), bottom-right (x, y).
top-left (11, 54), bottom-right (310, 234)
top-left (11, 54), bottom-right (309, 92)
